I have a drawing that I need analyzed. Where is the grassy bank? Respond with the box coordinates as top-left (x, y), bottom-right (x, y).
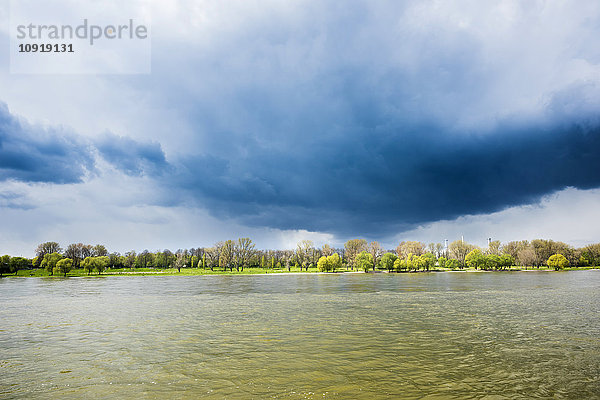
top-left (7, 265), bottom-right (597, 278)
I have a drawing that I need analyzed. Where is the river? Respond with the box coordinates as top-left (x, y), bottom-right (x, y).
top-left (1, 271), bottom-right (599, 399)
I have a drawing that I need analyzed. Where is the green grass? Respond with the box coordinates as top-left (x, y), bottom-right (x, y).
top-left (7, 265), bottom-right (598, 278)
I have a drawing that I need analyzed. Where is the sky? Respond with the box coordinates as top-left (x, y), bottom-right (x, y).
top-left (1, 0), bottom-right (600, 257)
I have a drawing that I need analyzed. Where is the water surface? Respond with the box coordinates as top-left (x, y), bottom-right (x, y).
top-left (1, 271), bottom-right (599, 399)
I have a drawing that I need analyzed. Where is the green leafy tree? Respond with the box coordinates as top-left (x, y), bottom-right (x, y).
top-left (437, 256), bottom-right (447, 268)
top-left (0, 255), bottom-right (12, 277)
top-left (547, 254), bottom-right (568, 270)
top-left (95, 256), bottom-right (109, 274)
top-left (317, 256), bottom-right (330, 272)
top-left (486, 254), bottom-right (501, 270)
top-left (465, 249), bottom-right (486, 269)
top-left (446, 259), bottom-right (460, 269)
top-left (421, 253), bottom-right (436, 271)
top-left (380, 253), bottom-right (398, 272)
top-left (356, 251), bottom-right (373, 272)
top-left (499, 254), bottom-right (514, 270)
top-left (9, 257), bottom-right (31, 273)
top-left (55, 258), bottom-right (73, 277)
top-left (81, 257), bottom-right (95, 275)
top-left (328, 253), bottom-right (342, 272)
top-left (394, 258), bottom-right (407, 272)
top-left (41, 252), bottom-right (62, 276)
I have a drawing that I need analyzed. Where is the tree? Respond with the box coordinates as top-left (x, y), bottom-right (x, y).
top-left (344, 239), bottom-right (367, 270)
top-left (547, 254), bottom-right (568, 270)
top-left (108, 252), bottom-right (121, 268)
top-left (81, 257), bottom-right (95, 275)
top-left (396, 241), bottom-right (426, 258)
top-left (236, 238), bottom-right (256, 271)
top-left (394, 258), bottom-right (407, 272)
top-left (465, 249), bottom-right (486, 270)
top-left (35, 242), bottom-right (62, 267)
top-left (296, 240), bottom-right (314, 271)
top-left (125, 251), bottom-right (136, 269)
top-left (9, 257), bottom-right (31, 274)
top-left (135, 250), bottom-right (153, 268)
top-left (41, 252), bottom-right (62, 276)
top-left (318, 253), bottom-right (342, 272)
top-left (174, 253), bottom-right (186, 272)
top-left (64, 243), bottom-right (84, 268)
top-left (368, 241), bottom-right (384, 271)
top-left (582, 243), bottom-right (600, 266)
top-left (502, 240), bottom-right (529, 261)
top-left (380, 253), bottom-right (397, 272)
top-left (446, 259), bottom-right (460, 269)
top-left (321, 244), bottom-right (334, 257)
top-left (449, 240), bottom-right (475, 267)
top-left (406, 254), bottom-right (426, 271)
top-left (55, 258), bottom-right (73, 277)
top-left (517, 247), bottom-right (536, 268)
top-left (355, 251), bottom-right (373, 272)
top-left (485, 254), bottom-right (501, 270)
top-left (499, 254), bottom-right (514, 270)
top-left (531, 239), bottom-right (572, 267)
top-left (0, 255), bottom-right (12, 277)
top-left (92, 244), bottom-right (108, 257)
top-left (487, 240), bottom-right (501, 255)
top-left (328, 253), bottom-right (342, 271)
top-left (95, 256), bottom-right (109, 274)
top-left (317, 256), bottom-right (329, 272)
top-left (220, 240), bottom-right (236, 271)
top-left (421, 253), bottom-right (436, 271)
top-left (437, 256), bottom-right (447, 268)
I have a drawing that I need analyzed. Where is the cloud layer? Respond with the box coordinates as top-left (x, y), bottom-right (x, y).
top-left (0, 103), bottom-right (93, 183)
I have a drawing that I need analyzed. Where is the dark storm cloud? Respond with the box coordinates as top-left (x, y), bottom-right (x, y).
top-left (168, 85), bottom-right (600, 236)
top-left (0, 103), bottom-right (94, 184)
top-left (0, 103), bottom-right (169, 185)
top-left (95, 133), bottom-right (169, 176)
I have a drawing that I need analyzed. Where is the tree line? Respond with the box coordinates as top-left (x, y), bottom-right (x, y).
top-left (1, 238), bottom-right (599, 277)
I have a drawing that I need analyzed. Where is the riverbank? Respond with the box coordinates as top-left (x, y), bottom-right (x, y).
top-left (5, 266), bottom-right (598, 278)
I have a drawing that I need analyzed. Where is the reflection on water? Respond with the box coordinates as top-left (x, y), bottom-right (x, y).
top-left (1, 271), bottom-right (599, 399)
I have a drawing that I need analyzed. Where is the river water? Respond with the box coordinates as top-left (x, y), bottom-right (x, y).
top-left (1, 271), bottom-right (599, 399)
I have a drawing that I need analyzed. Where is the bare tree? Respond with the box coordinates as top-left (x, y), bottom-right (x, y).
top-left (344, 239), bottom-right (367, 270)
top-left (487, 240), bottom-right (501, 256)
top-left (296, 240), bottom-right (314, 271)
top-left (236, 238), bottom-right (256, 271)
top-left (517, 247), bottom-right (536, 268)
top-left (368, 241), bottom-right (383, 271)
top-left (449, 240), bottom-right (475, 267)
top-left (321, 244), bottom-right (334, 257)
top-left (35, 242), bottom-right (62, 267)
top-left (396, 241), bottom-right (426, 258)
top-left (220, 240), bottom-right (236, 271)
